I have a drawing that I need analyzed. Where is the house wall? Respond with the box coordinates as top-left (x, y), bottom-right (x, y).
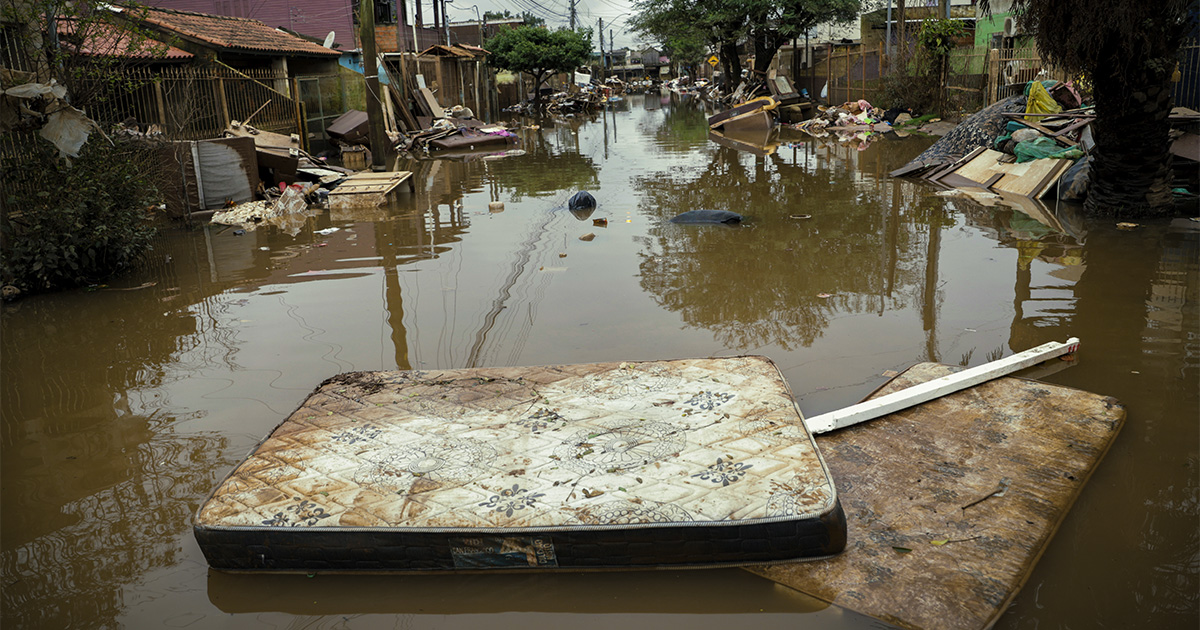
top-left (373, 23), bottom-right (444, 53)
top-left (142, 0), bottom-right (356, 49)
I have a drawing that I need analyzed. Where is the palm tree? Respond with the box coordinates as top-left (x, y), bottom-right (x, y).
top-left (981, 0), bottom-right (1192, 216)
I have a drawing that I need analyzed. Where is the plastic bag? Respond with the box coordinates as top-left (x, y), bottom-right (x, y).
top-left (1058, 155), bottom-right (1092, 201)
top-left (1014, 136), bottom-right (1083, 163)
top-left (1024, 81), bottom-right (1062, 121)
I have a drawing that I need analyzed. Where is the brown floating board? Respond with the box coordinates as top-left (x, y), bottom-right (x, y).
top-left (328, 171), bottom-right (414, 196)
top-left (746, 363), bottom-right (1124, 630)
top-left (944, 148), bottom-right (1074, 199)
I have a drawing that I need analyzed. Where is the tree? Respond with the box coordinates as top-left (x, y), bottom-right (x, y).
top-left (482, 10), bottom-right (546, 28)
top-left (630, 0), bottom-right (744, 86)
top-left (980, 0), bottom-right (1191, 216)
top-left (485, 26), bottom-right (592, 103)
top-left (630, 0), bottom-right (863, 85)
top-left (743, 0), bottom-right (861, 76)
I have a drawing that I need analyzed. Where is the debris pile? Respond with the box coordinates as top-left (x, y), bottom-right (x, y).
top-left (792, 99), bottom-right (891, 150)
top-left (503, 81), bottom-right (616, 116)
top-left (211, 184), bottom-right (319, 232)
top-left (705, 74), bottom-right (812, 142)
top-left (889, 82), bottom-right (1101, 201)
top-left (888, 80), bottom-right (1199, 205)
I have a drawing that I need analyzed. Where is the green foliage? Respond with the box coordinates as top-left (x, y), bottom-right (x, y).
top-left (3, 1), bottom-right (171, 111)
top-left (1, 139), bottom-right (159, 293)
top-left (482, 9), bottom-right (546, 28)
top-left (631, 0), bottom-right (862, 77)
top-left (485, 26), bottom-right (592, 98)
top-left (917, 18), bottom-right (965, 57)
top-left (978, 0), bottom-right (1190, 86)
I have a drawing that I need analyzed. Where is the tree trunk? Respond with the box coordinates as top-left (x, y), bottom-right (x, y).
top-left (719, 40), bottom-right (741, 89)
top-left (752, 30), bottom-right (783, 76)
top-left (1085, 59), bottom-right (1176, 217)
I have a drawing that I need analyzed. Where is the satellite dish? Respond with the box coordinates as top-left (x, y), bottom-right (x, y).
top-left (322, 31), bottom-right (336, 48)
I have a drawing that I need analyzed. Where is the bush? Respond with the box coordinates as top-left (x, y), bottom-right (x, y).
top-left (1, 138), bottom-right (159, 294)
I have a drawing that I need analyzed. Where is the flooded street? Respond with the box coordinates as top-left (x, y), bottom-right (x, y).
top-left (2, 93), bottom-right (1196, 629)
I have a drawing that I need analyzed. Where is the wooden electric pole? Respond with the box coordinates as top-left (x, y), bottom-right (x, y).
top-left (360, 0), bottom-right (389, 170)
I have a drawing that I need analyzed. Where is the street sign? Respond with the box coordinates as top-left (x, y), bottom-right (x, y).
top-left (707, 55), bottom-right (719, 67)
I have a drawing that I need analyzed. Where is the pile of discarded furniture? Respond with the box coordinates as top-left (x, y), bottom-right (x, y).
top-left (503, 80), bottom-right (616, 116)
top-left (889, 81), bottom-right (1199, 204)
top-left (707, 75), bottom-right (812, 138)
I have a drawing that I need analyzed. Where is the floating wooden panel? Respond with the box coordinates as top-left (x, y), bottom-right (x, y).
top-left (949, 149), bottom-right (1072, 199)
top-left (328, 171), bottom-right (414, 197)
top-left (747, 363), bottom-right (1124, 630)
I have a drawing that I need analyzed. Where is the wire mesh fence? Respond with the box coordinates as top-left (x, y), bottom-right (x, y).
top-left (68, 65), bottom-right (304, 141)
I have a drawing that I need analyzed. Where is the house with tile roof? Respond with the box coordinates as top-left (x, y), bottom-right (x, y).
top-left (116, 4), bottom-right (341, 75)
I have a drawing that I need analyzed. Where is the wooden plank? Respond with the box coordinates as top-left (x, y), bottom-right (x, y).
top-left (1028, 159), bottom-right (1070, 199)
top-left (889, 160), bottom-right (944, 179)
top-left (748, 361), bottom-right (1125, 630)
top-left (1018, 118), bottom-right (1077, 147)
top-left (389, 83), bottom-right (418, 132)
top-left (805, 338), bottom-right (1080, 434)
top-left (328, 171), bottom-right (413, 197)
top-left (993, 158), bottom-right (1065, 197)
top-left (953, 149), bottom-right (1008, 185)
top-left (926, 147), bottom-right (985, 183)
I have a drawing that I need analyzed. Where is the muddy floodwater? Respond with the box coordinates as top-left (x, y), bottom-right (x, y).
top-left (3, 93), bottom-right (1197, 629)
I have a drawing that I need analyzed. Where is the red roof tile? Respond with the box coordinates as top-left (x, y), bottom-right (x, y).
top-left (58, 19), bottom-right (192, 60)
top-left (136, 6), bottom-right (340, 57)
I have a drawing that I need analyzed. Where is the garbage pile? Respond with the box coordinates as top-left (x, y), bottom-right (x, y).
top-left (879, 80), bottom-right (1200, 206)
top-left (210, 183), bottom-right (317, 232)
top-left (665, 77), bottom-right (707, 95)
top-left (503, 82), bottom-right (614, 116)
top-left (792, 99), bottom-right (893, 151)
top-left (404, 118), bottom-right (520, 154)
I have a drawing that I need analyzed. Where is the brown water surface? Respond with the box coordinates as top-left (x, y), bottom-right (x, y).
top-left (2, 94), bottom-right (1196, 629)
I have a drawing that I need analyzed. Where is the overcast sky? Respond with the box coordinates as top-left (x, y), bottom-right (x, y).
top-left (441, 0), bottom-right (644, 51)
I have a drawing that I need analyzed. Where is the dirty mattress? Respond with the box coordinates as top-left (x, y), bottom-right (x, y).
top-left (194, 357), bottom-right (846, 572)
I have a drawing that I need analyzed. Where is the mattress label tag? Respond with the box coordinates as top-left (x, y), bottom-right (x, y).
top-left (449, 536), bottom-right (559, 568)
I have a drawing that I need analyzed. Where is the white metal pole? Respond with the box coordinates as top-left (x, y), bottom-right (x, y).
top-left (804, 337), bottom-right (1082, 434)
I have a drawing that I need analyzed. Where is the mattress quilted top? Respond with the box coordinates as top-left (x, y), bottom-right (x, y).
top-left (197, 356), bottom-right (837, 531)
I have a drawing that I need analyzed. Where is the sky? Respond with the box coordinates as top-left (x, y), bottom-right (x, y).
top-left (440, 0), bottom-right (644, 51)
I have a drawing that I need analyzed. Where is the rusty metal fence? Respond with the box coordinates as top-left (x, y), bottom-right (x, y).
top-left (824, 43), bottom-right (886, 105)
top-left (1173, 38), bottom-right (1199, 109)
top-left (810, 44), bottom-right (1069, 111)
top-left (69, 65), bottom-right (305, 141)
top-left (298, 70), bottom-right (366, 154)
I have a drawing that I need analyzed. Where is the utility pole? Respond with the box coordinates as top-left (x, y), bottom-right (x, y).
top-left (396, 0), bottom-right (405, 52)
top-left (359, 0), bottom-right (389, 170)
top-left (598, 18), bottom-right (604, 78)
top-left (569, 0), bottom-right (577, 30)
top-left (436, 0), bottom-right (446, 44)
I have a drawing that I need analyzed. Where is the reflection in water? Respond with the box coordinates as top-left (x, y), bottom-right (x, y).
top-left (0, 95), bottom-right (1195, 630)
top-left (633, 142), bottom-right (935, 351)
top-left (485, 121), bottom-right (601, 202)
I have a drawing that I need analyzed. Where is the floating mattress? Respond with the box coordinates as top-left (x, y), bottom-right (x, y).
top-left (195, 357), bottom-right (846, 572)
top-left (748, 362), bottom-right (1126, 630)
